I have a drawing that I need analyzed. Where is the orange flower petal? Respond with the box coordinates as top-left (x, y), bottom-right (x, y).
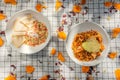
top-left (0, 37), bottom-right (4, 47)
top-left (114, 3), bottom-right (120, 10)
top-left (57, 31), bottom-right (67, 40)
top-left (72, 5), bottom-right (82, 13)
top-left (58, 52), bottom-right (65, 62)
top-left (112, 28), bottom-right (120, 38)
top-left (4, 75), bottom-right (16, 80)
top-left (39, 75), bottom-right (50, 80)
top-left (55, 0), bottom-right (63, 11)
top-left (35, 3), bottom-right (47, 12)
top-left (108, 52), bottom-right (117, 59)
top-left (26, 65), bottom-right (35, 74)
top-left (50, 48), bottom-right (56, 55)
top-left (4, 0), bottom-right (17, 5)
top-left (115, 69), bottom-right (120, 80)
top-left (0, 13), bottom-right (6, 20)
top-left (104, 1), bottom-right (112, 7)
top-left (81, 0), bottom-right (86, 5)
top-left (81, 66), bottom-right (90, 73)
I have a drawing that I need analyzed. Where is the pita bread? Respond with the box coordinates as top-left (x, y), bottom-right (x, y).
top-left (12, 31), bottom-right (26, 36)
top-left (12, 35), bottom-right (25, 48)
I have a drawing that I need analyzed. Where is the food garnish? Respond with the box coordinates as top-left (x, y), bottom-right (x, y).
top-left (108, 52), bottom-right (117, 59)
top-left (58, 52), bottom-right (65, 62)
top-left (4, 0), bottom-right (17, 5)
top-left (82, 66), bottom-right (90, 73)
top-left (0, 37), bottom-right (4, 47)
top-left (55, 0), bottom-right (63, 11)
top-left (115, 69), bottom-right (120, 80)
top-left (35, 3), bottom-right (47, 12)
top-left (26, 65), bottom-right (35, 74)
top-left (57, 31), bottom-right (67, 40)
top-left (104, 1), bottom-right (112, 7)
top-left (50, 48), bottom-right (56, 55)
top-left (72, 5), bottom-right (82, 13)
top-left (0, 13), bottom-right (6, 20)
top-left (39, 75), bottom-right (50, 80)
top-left (112, 28), bottom-right (120, 38)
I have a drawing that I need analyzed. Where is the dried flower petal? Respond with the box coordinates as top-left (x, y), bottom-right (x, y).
top-left (35, 3), bottom-right (47, 12)
top-left (81, 66), bottom-right (90, 73)
top-left (4, 0), bottom-right (17, 5)
top-left (0, 37), bottom-right (4, 47)
top-left (50, 48), bottom-right (56, 55)
top-left (58, 52), bottom-right (65, 62)
top-left (72, 5), bottom-right (82, 13)
top-left (57, 31), bottom-right (67, 40)
top-left (104, 1), bottom-right (112, 7)
top-left (108, 52), bottom-right (117, 59)
top-left (112, 28), bottom-right (120, 38)
top-left (4, 75), bottom-right (16, 80)
top-left (55, 0), bottom-right (63, 11)
top-left (114, 3), bottom-right (120, 10)
top-left (39, 75), bottom-right (50, 80)
top-left (115, 68), bottom-right (120, 80)
top-left (81, 0), bottom-right (86, 5)
top-left (26, 65), bottom-right (35, 74)
top-left (0, 13), bottom-right (6, 20)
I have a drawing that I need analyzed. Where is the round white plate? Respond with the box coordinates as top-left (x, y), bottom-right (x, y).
top-left (66, 22), bottom-right (110, 66)
top-left (5, 9), bottom-right (51, 54)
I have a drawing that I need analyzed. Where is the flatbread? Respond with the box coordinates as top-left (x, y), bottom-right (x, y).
top-left (12, 35), bottom-right (25, 48)
top-left (12, 31), bottom-right (26, 36)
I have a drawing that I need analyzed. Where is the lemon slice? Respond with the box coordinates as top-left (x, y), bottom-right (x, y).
top-left (82, 37), bottom-right (100, 53)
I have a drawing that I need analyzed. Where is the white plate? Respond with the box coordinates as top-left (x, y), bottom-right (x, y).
top-left (5, 9), bottom-right (51, 54)
top-left (66, 22), bottom-right (110, 66)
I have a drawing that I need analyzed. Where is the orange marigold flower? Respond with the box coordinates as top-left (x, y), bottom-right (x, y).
top-left (39, 75), bottom-right (50, 80)
top-left (112, 28), bottom-right (120, 38)
top-left (108, 52), bottom-right (117, 59)
top-left (4, 75), bottom-right (16, 80)
top-left (58, 52), bottom-right (65, 62)
top-left (104, 1), bottom-right (112, 7)
top-left (0, 37), bottom-right (4, 47)
top-left (35, 3), bottom-right (47, 12)
top-left (114, 3), bottom-right (120, 10)
top-left (81, 0), bottom-right (86, 5)
top-left (4, 0), bottom-right (17, 5)
top-left (26, 65), bottom-right (35, 74)
top-left (50, 48), bottom-right (56, 55)
top-left (55, 0), bottom-right (63, 11)
top-left (81, 66), bottom-right (90, 73)
top-left (72, 5), bottom-right (82, 13)
top-left (0, 13), bottom-right (6, 20)
top-left (115, 69), bottom-right (120, 80)
top-left (57, 31), bottom-right (67, 40)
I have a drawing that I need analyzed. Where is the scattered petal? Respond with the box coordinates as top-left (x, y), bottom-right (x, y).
top-left (106, 16), bottom-right (111, 21)
top-left (4, 0), bottom-right (17, 5)
top-left (0, 37), bottom-right (4, 47)
top-left (35, 3), bottom-right (47, 12)
top-left (115, 68), bottom-right (120, 80)
top-left (112, 28), bottom-right (120, 38)
top-left (81, 66), bottom-right (90, 73)
top-left (39, 75), bottom-right (50, 80)
top-left (114, 3), bottom-right (120, 10)
top-left (26, 65), bottom-right (35, 74)
top-left (58, 52), bottom-right (65, 62)
top-left (86, 75), bottom-right (94, 80)
top-left (72, 5), bottom-right (82, 13)
top-left (108, 52), bottom-right (117, 59)
top-left (50, 48), bottom-right (56, 55)
top-left (81, 0), bottom-right (86, 5)
top-left (104, 1), bottom-right (112, 8)
top-left (55, 0), bottom-right (63, 11)
top-left (4, 75), bottom-right (16, 80)
top-left (0, 13), bottom-right (6, 20)
top-left (57, 31), bottom-right (67, 40)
